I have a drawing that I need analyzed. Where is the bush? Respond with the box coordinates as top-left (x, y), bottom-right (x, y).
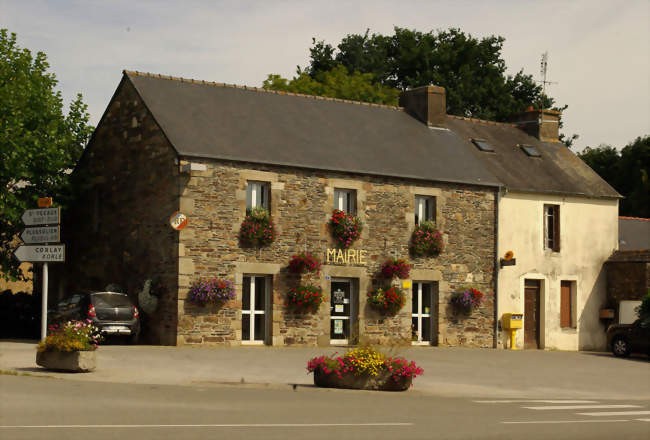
top-left (367, 286), bottom-right (406, 316)
top-left (288, 252), bottom-right (321, 274)
top-left (286, 285), bottom-right (324, 313)
top-left (37, 320), bottom-right (102, 352)
top-left (187, 278), bottom-right (235, 306)
top-left (636, 289), bottom-right (650, 319)
top-left (307, 346), bottom-right (423, 383)
top-left (240, 207), bottom-right (276, 247)
top-left (329, 209), bottom-right (362, 249)
top-left (410, 221), bottom-right (443, 257)
top-left (380, 258), bottom-right (410, 279)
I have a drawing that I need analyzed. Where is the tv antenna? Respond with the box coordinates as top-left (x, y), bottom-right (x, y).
top-left (539, 52), bottom-right (558, 111)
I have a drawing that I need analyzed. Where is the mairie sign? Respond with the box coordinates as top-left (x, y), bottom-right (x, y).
top-left (21, 226), bottom-right (60, 244)
top-left (21, 207), bottom-right (60, 226)
top-left (14, 245), bottom-right (65, 262)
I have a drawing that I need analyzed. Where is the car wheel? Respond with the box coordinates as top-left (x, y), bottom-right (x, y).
top-left (611, 336), bottom-right (630, 357)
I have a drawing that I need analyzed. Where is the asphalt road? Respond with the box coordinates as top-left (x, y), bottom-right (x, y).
top-left (2, 375), bottom-right (649, 440)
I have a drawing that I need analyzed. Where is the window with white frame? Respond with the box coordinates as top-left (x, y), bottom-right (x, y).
top-left (333, 189), bottom-right (356, 214)
top-left (544, 204), bottom-right (560, 251)
top-left (412, 282), bottom-right (432, 343)
top-left (415, 195), bottom-right (436, 225)
top-left (242, 275), bottom-right (270, 344)
top-left (246, 181), bottom-right (270, 213)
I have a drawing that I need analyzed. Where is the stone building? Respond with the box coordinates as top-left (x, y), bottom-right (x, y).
top-left (56, 70), bottom-right (616, 350)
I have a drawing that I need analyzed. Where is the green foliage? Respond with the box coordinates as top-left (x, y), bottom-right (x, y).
top-left (637, 289), bottom-right (650, 319)
top-left (263, 65), bottom-right (399, 105)
top-left (1, 29), bottom-right (93, 280)
top-left (296, 28), bottom-right (562, 122)
top-left (578, 136), bottom-right (650, 217)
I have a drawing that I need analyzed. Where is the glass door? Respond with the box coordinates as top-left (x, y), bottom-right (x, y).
top-left (330, 280), bottom-right (352, 344)
top-left (412, 282), bottom-right (432, 344)
top-left (242, 275), bottom-right (268, 344)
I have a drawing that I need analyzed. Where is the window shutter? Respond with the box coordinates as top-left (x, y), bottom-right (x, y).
top-left (560, 281), bottom-right (571, 328)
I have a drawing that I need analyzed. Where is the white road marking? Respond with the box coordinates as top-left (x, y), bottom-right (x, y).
top-left (523, 404), bottom-right (640, 410)
top-left (578, 411), bottom-right (650, 417)
top-left (0, 423), bottom-right (413, 429)
top-left (636, 419), bottom-right (650, 422)
top-left (474, 400), bottom-right (598, 404)
top-left (501, 419), bottom-right (629, 425)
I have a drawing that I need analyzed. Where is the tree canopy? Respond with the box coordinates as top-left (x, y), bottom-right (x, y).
top-left (578, 136), bottom-right (650, 217)
top-left (0, 29), bottom-right (93, 280)
top-left (264, 28), bottom-right (567, 124)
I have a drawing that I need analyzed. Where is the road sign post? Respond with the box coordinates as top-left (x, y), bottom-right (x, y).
top-left (15, 200), bottom-right (63, 341)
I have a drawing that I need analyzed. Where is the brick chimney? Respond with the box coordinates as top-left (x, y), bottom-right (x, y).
top-left (399, 86), bottom-right (446, 128)
top-left (511, 107), bottom-right (561, 142)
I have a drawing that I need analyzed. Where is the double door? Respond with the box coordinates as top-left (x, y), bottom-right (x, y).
top-left (412, 282), bottom-right (437, 345)
top-left (242, 275), bottom-right (271, 344)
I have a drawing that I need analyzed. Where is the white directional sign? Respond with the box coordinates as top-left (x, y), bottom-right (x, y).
top-left (21, 207), bottom-right (60, 226)
top-left (20, 226), bottom-right (60, 244)
top-left (14, 245), bottom-right (65, 262)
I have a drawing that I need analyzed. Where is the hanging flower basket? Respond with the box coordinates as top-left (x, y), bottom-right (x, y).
top-left (380, 258), bottom-right (410, 279)
top-left (450, 287), bottom-right (484, 314)
top-left (410, 221), bottom-right (443, 257)
top-left (288, 252), bottom-right (322, 275)
top-left (367, 286), bottom-right (406, 316)
top-left (239, 207), bottom-right (276, 247)
top-left (286, 285), bottom-right (324, 313)
top-left (329, 209), bottom-right (362, 249)
top-left (187, 278), bottom-right (235, 307)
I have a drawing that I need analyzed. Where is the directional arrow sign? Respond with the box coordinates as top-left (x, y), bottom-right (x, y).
top-left (14, 245), bottom-right (65, 262)
top-left (20, 226), bottom-right (60, 244)
top-left (21, 207), bottom-right (60, 226)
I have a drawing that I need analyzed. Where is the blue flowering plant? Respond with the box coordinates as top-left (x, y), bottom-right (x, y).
top-left (187, 278), bottom-right (235, 307)
top-left (450, 287), bottom-right (484, 313)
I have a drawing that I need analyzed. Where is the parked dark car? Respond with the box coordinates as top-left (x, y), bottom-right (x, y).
top-left (607, 317), bottom-right (650, 357)
top-left (52, 291), bottom-right (140, 344)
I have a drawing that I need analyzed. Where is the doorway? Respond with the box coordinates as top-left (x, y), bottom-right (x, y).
top-left (242, 275), bottom-right (271, 345)
top-left (524, 279), bottom-right (541, 349)
top-left (412, 282), bottom-right (438, 345)
top-left (330, 279), bottom-right (357, 345)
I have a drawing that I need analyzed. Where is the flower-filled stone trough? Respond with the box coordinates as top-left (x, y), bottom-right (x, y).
top-left (36, 320), bottom-right (103, 372)
top-left (307, 346), bottom-right (423, 392)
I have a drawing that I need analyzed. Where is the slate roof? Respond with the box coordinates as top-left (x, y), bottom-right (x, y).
top-left (120, 71), bottom-right (619, 199)
top-left (619, 217), bottom-right (650, 251)
top-left (124, 71), bottom-right (499, 188)
top-left (446, 117), bottom-right (621, 199)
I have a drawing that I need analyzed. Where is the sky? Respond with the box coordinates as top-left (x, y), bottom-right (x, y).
top-left (2, 0), bottom-right (649, 152)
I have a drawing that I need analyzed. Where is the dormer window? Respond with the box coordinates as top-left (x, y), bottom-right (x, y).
top-left (472, 139), bottom-right (494, 152)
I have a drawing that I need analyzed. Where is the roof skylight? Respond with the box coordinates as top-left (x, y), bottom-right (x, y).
top-left (472, 139), bottom-right (494, 152)
top-left (520, 145), bottom-right (541, 157)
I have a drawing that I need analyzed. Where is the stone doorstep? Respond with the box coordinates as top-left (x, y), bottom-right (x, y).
top-left (35, 350), bottom-right (97, 372)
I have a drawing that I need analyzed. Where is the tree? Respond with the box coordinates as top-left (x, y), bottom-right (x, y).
top-left (578, 136), bottom-right (650, 217)
top-left (266, 27), bottom-right (576, 145)
top-left (0, 29), bottom-right (93, 280)
top-left (263, 65), bottom-right (399, 106)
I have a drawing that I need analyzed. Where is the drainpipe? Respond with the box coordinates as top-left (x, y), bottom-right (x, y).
top-left (494, 186), bottom-right (503, 349)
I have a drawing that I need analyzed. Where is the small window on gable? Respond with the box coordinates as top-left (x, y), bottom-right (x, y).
top-left (246, 181), bottom-right (270, 213)
top-left (334, 189), bottom-right (356, 214)
top-left (472, 139), bottom-right (494, 152)
top-left (415, 196), bottom-right (436, 225)
top-left (521, 145), bottom-right (541, 157)
top-left (544, 204), bottom-right (560, 252)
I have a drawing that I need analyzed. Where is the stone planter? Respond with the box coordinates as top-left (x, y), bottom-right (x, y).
top-left (36, 350), bottom-right (97, 372)
top-left (313, 367), bottom-right (412, 391)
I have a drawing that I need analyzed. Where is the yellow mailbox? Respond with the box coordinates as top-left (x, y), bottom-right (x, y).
top-left (502, 313), bottom-right (523, 350)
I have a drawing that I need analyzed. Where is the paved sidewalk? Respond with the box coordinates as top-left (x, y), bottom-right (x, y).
top-left (1, 340), bottom-right (648, 399)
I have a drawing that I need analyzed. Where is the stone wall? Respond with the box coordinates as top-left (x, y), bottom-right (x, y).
top-left (177, 159), bottom-right (497, 347)
top-left (57, 78), bottom-right (180, 345)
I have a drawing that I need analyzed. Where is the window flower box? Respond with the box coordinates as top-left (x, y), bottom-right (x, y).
top-left (239, 207), bottom-right (276, 247)
top-left (329, 209), bottom-right (362, 249)
top-left (410, 221), bottom-right (443, 257)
